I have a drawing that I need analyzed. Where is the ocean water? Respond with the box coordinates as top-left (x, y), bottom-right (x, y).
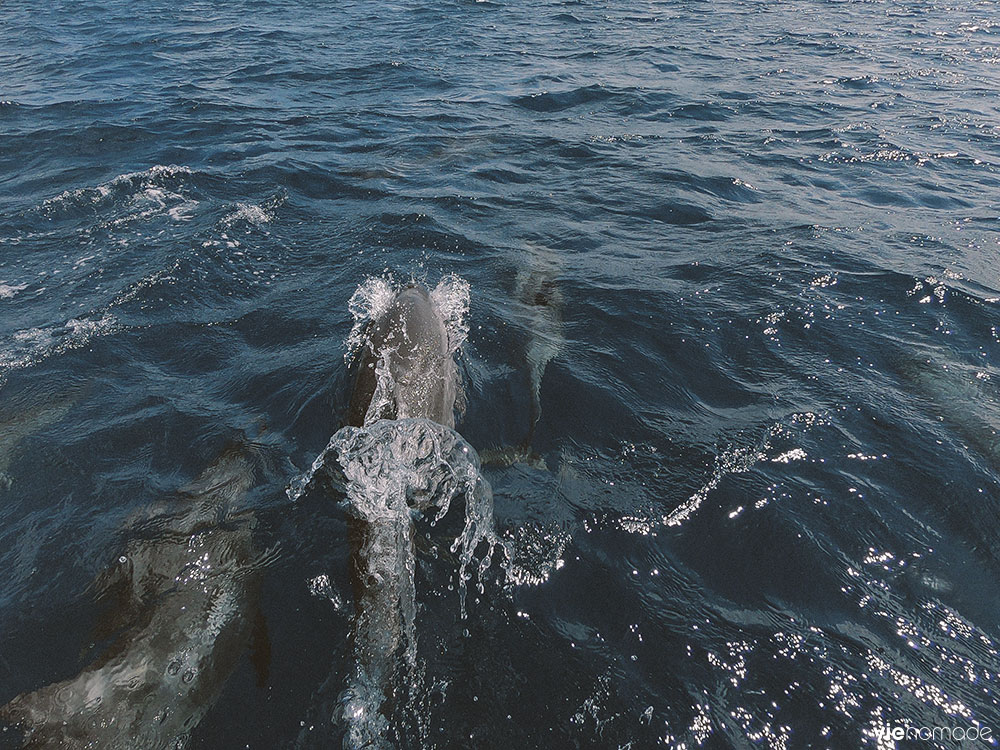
top-left (2, 0), bottom-right (1000, 747)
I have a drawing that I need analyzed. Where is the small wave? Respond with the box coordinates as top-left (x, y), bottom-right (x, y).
top-left (0, 282), bottom-right (28, 300)
top-left (0, 313), bottom-right (120, 379)
top-left (660, 426), bottom-right (778, 528)
top-left (511, 85), bottom-right (616, 113)
top-left (818, 144), bottom-right (967, 168)
top-left (221, 202), bottom-right (275, 229)
top-left (589, 132), bottom-right (652, 144)
top-left (618, 415), bottom-right (825, 534)
top-left (37, 165), bottom-right (199, 228)
top-left (835, 74), bottom-right (880, 89)
top-left (43, 165), bottom-right (193, 209)
top-left (667, 102), bottom-right (735, 121)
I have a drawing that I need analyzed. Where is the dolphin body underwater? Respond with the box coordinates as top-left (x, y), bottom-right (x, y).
top-left (0, 384), bottom-right (84, 491)
top-left (513, 249), bottom-right (563, 450)
top-left (0, 441), bottom-right (273, 750)
top-left (477, 248), bottom-right (563, 469)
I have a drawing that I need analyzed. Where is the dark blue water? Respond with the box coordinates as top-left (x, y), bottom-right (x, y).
top-left (2, 0), bottom-right (1000, 747)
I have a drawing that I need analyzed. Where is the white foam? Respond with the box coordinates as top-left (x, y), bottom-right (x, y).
top-left (502, 524), bottom-right (570, 587)
top-left (0, 282), bottom-right (28, 300)
top-left (344, 276), bottom-right (402, 362)
top-left (0, 313), bottom-right (120, 378)
top-left (168, 201), bottom-right (198, 222)
top-left (221, 203), bottom-right (274, 228)
top-left (44, 165), bottom-right (193, 209)
top-left (429, 274), bottom-right (471, 354)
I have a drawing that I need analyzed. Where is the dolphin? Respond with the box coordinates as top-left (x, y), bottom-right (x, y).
top-left (514, 248), bottom-right (563, 450)
top-left (290, 278), bottom-right (498, 749)
top-left (325, 282), bottom-right (472, 749)
top-left (478, 249), bottom-right (563, 469)
top-left (0, 383), bottom-right (83, 490)
top-left (899, 355), bottom-right (1000, 465)
top-left (0, 440), bottom-right (272, 750)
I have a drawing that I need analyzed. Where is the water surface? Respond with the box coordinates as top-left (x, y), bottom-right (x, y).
top-left (2, 0), bottom-right (1000, 747)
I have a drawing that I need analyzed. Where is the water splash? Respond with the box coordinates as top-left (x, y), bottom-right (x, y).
top-left (329, 417), bottom-right (503, 612)
top-left (345, 274), bottom-right (471, 364)
top-left (220, 202), bottom-right (276, 229)
top-left (428, 274), bottom-right (471, 355)
top-left (289, 415), bottom-right (504, 745)
top-left (344, 277), bottom-right (400, 364)
top-left (298, 417), bottom-right (502, 748)
top-left (502, 523), bottom-right (570, 588)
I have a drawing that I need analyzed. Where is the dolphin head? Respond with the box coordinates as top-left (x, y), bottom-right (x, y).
top-left (347, 285), bottom-right (458, 429)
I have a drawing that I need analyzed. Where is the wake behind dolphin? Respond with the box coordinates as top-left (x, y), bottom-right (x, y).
top-left (292, 276), bottom-right (503, 749)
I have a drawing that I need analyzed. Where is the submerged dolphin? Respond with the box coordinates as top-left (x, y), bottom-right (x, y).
top-left (0, 384), bottom-right (83, 490)
top-left (898, 355), bottom-right (1000, 465)
top-left (514, 249), bottom-right (563, 449)
top-left (478, 249), bottom-right (563, 468)
top-left (0, 441), bottom-right (271, 750)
